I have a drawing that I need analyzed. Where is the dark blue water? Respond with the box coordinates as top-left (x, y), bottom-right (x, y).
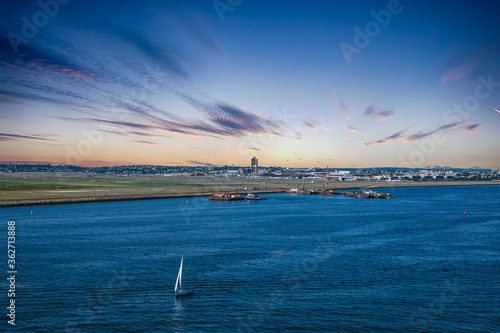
top-left (1, 185), bottom-right (499, 332)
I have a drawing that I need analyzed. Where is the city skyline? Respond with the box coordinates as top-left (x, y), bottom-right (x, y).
top-left (1, 0), bottom-right (500, 168)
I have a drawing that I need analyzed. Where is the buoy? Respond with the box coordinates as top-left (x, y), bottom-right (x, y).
top-left (463, 210), bottom-right (467, 215)
top-left (31, 211), bottom-right (33, 214)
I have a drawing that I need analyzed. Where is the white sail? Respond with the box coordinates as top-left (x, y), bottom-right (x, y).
top-left (175, 256), bottom-right (183, 292)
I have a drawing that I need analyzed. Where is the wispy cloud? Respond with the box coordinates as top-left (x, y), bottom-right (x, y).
top-left (441, 61), bottom-right (476, 85)
top-left (402, 122), bottom-right (461, 142)
top-left (301, 116), bottom-right (331, 131)
top-left (130, 140), bottom-right (160, 145)
top-left (364, 105), bottom-right (394, 120)
top-left (362, 128), bottom-right (407, 147)
top-left (332, 90), bottom-right (350, 119)
top-left (362, 122), bottom-right (468, 147)
top-left (1, 2), bottom-right (294, 143)
top-left (125, 131), bottom-right (160, 138)
top-left (0, 133), bottom-right (58, 142)
top-left (51, 97), bottom-right (289, 139)
top-left (345, 124), bottom-right (359, 133)
top-left (461, 124), bottom-right (479, 133)
top-left (210, 102), bottom-right (287, 136)
top-left (441, 42), bottom-right (500, 85)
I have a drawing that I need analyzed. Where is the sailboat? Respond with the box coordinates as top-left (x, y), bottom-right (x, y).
top-left (175, 255), bottom-right (193, 297)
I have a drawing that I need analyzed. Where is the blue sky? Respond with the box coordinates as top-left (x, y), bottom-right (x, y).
top-left (1, 0), bottom-right (499, 168)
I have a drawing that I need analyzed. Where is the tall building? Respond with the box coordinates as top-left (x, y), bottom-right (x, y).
top-left (251, 156), bottom-right (258, 174)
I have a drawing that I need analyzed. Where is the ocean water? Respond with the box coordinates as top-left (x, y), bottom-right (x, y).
top-left (1, 185), bottom-right (499, 332)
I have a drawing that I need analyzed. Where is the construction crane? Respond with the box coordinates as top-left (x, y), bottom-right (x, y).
top-left (323, 166), bottom-right (329, 191)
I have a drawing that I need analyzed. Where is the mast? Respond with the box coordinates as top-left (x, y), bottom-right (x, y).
top-left (175, 256), bottom-right (183, 292)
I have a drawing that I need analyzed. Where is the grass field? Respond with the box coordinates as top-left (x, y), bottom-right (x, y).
top-left (0, 172), bottom-right (498, 205)
top-left (0, 172), bottom-right (292, 202)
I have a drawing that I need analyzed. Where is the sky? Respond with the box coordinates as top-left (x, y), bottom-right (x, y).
top-left (1, 0), bottom-right (499, 168)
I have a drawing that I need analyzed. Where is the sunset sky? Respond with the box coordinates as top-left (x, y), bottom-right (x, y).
top-left (1, 0), bottom-right (499, 168)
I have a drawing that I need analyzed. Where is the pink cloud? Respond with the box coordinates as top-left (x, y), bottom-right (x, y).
top-left (461, 124), bottom-right (479, 133)
top-left (441, 62), bottom-right (472, 85)
top-left (441, 43), bottom-right (500, 85)
top-left (345, 125), bottom-right (359, 133)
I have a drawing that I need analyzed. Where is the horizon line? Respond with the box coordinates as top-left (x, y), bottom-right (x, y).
top-left (0, 162), bottom-right (495, 170)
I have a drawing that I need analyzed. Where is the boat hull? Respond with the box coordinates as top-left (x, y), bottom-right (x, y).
top-left (175, 289), bottom-right (193, 297)
top-left (245, 193), bottom-right (267, 200)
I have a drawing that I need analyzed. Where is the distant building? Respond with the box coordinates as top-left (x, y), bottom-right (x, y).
top-left (251, 156), bottom-right (258, 174)
top-left (225, 170), bottom-right (238, 177)
top-left (238, 168), bottom-right (251, 175)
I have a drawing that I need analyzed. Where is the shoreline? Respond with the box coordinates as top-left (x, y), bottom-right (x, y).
top-left (1, 181), bottom-right (498, 208)
top-left (0, 189), bottom-right (286, 208)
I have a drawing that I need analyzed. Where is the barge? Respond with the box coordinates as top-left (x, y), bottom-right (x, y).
top-left (343, 189), bottom-right (393, 199)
